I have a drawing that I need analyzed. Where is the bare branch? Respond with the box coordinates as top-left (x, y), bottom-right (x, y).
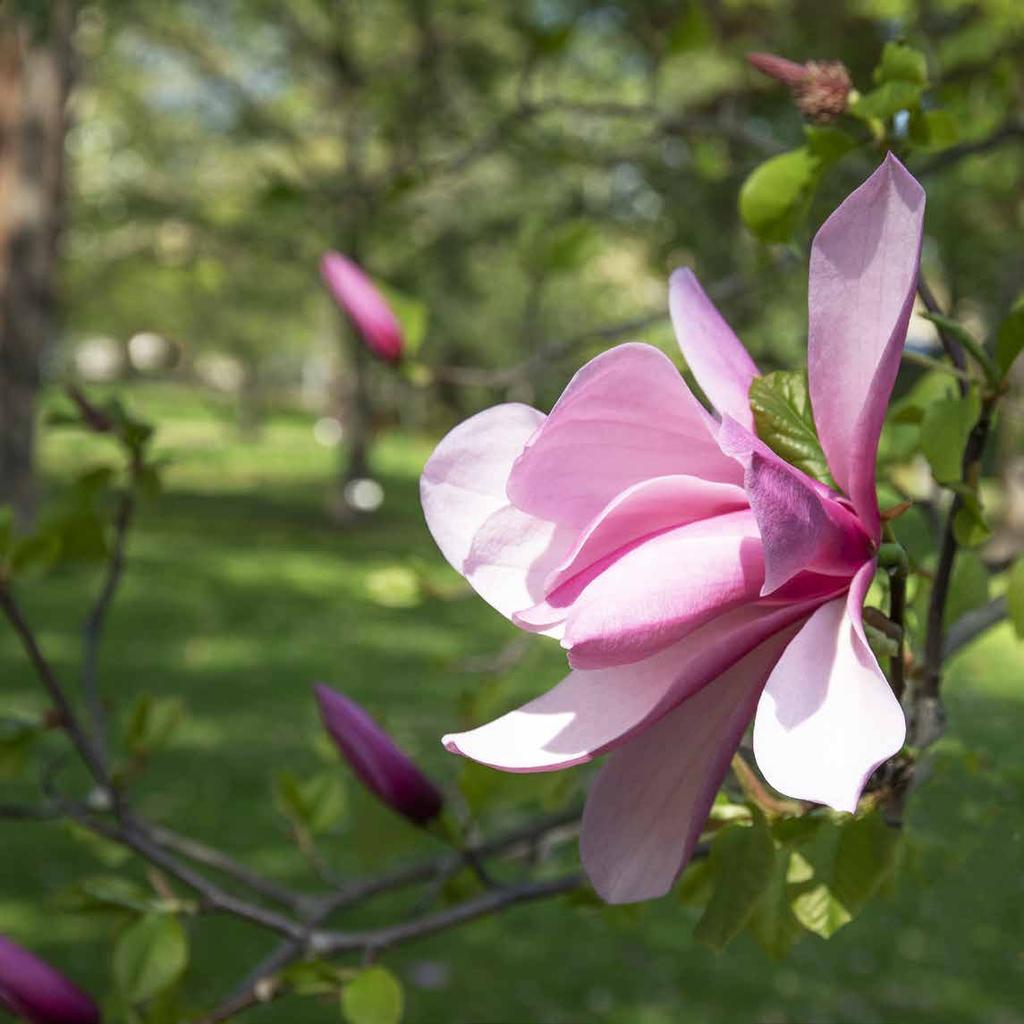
top-left (80, 489), bottom-right (133, 759)
top-left (916, 117), bottom-right (1024, 177)
top-left (944, 595), bottom-right (1008, 659)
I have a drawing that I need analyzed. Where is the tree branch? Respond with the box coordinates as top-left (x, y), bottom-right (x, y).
top-left (0, 587), bottom-right (111, 791)
top-left (944, 595), bottom-right (1008, 659)
top-left (916, 116), bottom-right (1024, 177)
top-left (80, 489), bottom-right (133, 759)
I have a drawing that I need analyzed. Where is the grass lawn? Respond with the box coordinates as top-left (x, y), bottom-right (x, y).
top-left (1, 382), bottom-right (1023, 1023)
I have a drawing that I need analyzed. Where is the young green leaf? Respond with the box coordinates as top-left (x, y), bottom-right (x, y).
top-left (113, 912), bottom-right (188, 1005)
top-left (341, 965), bottom-right (404, 1024)
top-left (920, 389), bottom-right (980, 484)
top-left (749, 370), bottom-right (836, 487)
top-left (738, 148), bottom-right (818, 244)
top-left (694, 813), bottom-right (776, 951)
top-left (850, 80), bottom-right (923, 120)
top-left (874, 41), bottom-right (928, 86)
top-left (747, 849), bottom-right (805, 959)
top-left (944, 549), bottom-right (990, 627)
top-left (994, 300), bottom-right (1024, 378)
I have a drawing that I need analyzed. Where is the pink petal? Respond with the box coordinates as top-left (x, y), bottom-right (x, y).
top-left (543, 474), bottom-right (748, 594)
top-left (753, 560), bottom-right (906, 813)
top-left (669, 268), bottom-right (760, 428)
top-left (579, 626), bottom-right (799, 903)
top-left (506, 343), bottom-right (743, 529)
top-left (560, 509), bottom-right (765, 669)
top-left (443, 596), bottom-right (835, 773)
top-left (420, 403), bottom-right (574, 620)
top-left (320, 251), bottom-right (405, 363)
top-left (807, 154), bottom-right (925, 539)
top-left (462, 505), bottom-right (575, 626)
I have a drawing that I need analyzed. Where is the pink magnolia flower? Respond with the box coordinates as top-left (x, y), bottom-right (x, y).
top-left (315, 684), bottom-right (444, 826)
top-left (320, 251), bottom-right (404, 364)
top-left (420, 154), bottom-right (924, 903)
top-left (0, 935), bottom-right (100, 1024)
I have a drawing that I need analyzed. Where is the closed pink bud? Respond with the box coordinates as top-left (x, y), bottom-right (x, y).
top-left (0, 936), bottom-right (100, 1024)
top-left (319, 252), bottom-right (405, 364)
top-left (314, 684), bottom-right (443, 825)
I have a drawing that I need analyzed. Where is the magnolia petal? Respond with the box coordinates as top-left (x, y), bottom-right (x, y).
top-left (443, 598), bottom-right (829, 773)
top-left (543, 474), bottom-right (748, 594)
top-left (420, 404), bottom-right (574, 620)
top-left (506, 343), bottom-right (742, 529)
top-left (580, 626), bottom-right (798, 904)
top-left (746, 452), bottom-right (871, 595)
top-left (463, 505), bottom-right (575, 625)
top-left (561, 509), bottom-right (765, 669)
top-left (753, 561), bottom-right (906, 813)
top-left (807, 154), bottom-right (925, 539)
top-left (421, 403), bottom-right (544, 571)
top-left (669, 268), bottom-right (759, 428)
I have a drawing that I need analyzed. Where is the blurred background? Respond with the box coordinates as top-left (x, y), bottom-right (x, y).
top-left (1, 1), bottom-right (1023, 1021)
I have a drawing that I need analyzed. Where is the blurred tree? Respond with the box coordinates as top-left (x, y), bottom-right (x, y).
top-left (0, 0), bottom-right (76, 524)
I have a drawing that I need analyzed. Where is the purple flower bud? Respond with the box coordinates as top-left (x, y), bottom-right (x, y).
top-left (0, 936), bottom-right (100, 1024)
top-left (319, 252), bottom-right (405, 364)
top-left (314, 684), bottom-right (443, 825)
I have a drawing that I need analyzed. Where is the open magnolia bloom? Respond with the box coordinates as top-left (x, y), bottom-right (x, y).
top-left (421, 154), bottom-right (925, 904)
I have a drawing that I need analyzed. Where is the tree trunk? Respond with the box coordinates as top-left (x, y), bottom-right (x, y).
top-left (0, 3), bottom-right (74, 525)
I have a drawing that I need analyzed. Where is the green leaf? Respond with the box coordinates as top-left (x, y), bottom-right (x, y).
top-left (113, 913), bottom-right (188, 1004)
top-left (832, 810), bottom-right (901, 912)
top-left (749, 370), bottom-right (836, 487)
top-left (850, 80), bottom-right (923, 120)
top-left (125, 695), bottom-right (186, 758)
top-left (951, 484), bottom-right (991, 548)
top-left (803, 124), bottom-right (858, 165)
top-left (945, 549), bottom-right (990, 627)
top-left (920, 389), bottom-right (980, 484)
top-left (874, 41), bottom-right (928, 86)
top-left (1007, 558), bottom-right (1024, 639)
top-left (65, 821), bottom-right (132, 867)
top-left (341, 966), bottom-right (404, 1024)
top-left (748, 849), bottom-right (805, 959)
top-left (908, 108), bottom-right (959, 151)
top-left (995, 300), bottom-right (1024, 377)
top-left (280, 959), bottom-right (346, 996)
top-left (787, 811), bottom-right (901, 940)
top-left (273, 770), bottom-right (347, 836)
top-left (60, 876), bottom-right (157, 918)
top-left (9, 529), bottom-right (62, 576)
top-left (694, 813), bottom-right (776, 951)
top-left (739, 148), bottom-right (819, 243)
top-left (0, 718), bottom-right (40, 780)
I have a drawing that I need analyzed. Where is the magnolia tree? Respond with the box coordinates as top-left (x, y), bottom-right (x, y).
top-left (2, 41), bottom-right (1023, 1024)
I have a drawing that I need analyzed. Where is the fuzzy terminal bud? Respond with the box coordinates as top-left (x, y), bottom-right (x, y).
top-left (747, 52), bottom-right (852, 123)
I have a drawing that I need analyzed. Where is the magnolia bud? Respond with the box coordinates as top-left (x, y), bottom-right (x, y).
top-left (0, 936), bottom-right (101, 1024)
top-left (314, 684), bottom-right (443, 826)
top-left (319, 252), bottom-right (405, 364)
top-left (747, 52), bottom-right (852, 123)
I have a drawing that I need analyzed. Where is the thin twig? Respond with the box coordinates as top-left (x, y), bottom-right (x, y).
top-left (944, 595), bottom-right (1008, 659)
top-left (916, 117), bottom-right (1024, 177)
top-left (66, 806), bottom-right (308, 941)
top-left (888, 563), bottom-right (908, 702)
top-left (0, 588), bottom-right (111, 791)
top-left (917, 275), bottom-right (968, 391)
top-left (80, 489), bottom-right (133, 759)
top-left (146, 823), bottom-right (317, 913)
top-left (197, 873), bottom-right (584, 1024)
top-left (201, 807), bottom-right (582, 1023)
